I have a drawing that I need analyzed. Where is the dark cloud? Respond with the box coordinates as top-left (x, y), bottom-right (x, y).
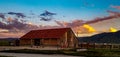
top-left (0, 13), bottom-right (5, 19)
top-left (70, 20), bottom-right (85, 27)
top-left (8, 12), bottom-right (26, 18)
top-left (0, 18), bottom-right (39, 33)
top-left (40, 17), bottom-right (51, 21)
top-left (0, 11), bottom-right (57, 33)
top-left (0, 21), bottom-right (7, 29)
top-left (107, 10), bottom-right (120, 16)
top-left (40, 10), bottom-right (56, 21)
top-left (20, 19), bottom-right (27, 23)
top-left (55, 20), bottom-right (85, 28)
top-left (40, 10), bottom-right (56, 16)
top-left (85, 10), bottom-right (120, 24)
top-left (8, 19), bottom-right (27, 30)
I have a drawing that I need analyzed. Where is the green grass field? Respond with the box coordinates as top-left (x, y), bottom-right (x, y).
top-left (0, 40), bottom-right (9, 46)
top-left (1, 49), bottom-right (120, 57)
top-left (0, 55), bottom-right (13, 57)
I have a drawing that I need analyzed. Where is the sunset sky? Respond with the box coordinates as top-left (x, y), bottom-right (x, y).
top-left (0, 0), bottom-right (120, 38)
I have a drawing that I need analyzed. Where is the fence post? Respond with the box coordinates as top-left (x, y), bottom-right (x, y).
top-left (94, 43), bottom-right (96, 49)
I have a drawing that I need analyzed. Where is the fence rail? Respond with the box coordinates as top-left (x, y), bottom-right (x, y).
top-left (78, 43), bottom-right (120, 49)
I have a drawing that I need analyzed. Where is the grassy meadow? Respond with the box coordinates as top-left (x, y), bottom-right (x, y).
top-left (1, 48), bottom-right (120, 57)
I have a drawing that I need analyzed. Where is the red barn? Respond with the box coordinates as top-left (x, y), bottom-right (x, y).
top-left (20, 28), bottom-right (78, 48)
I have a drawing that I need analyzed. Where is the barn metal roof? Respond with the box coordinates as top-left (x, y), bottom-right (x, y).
top-left (20, 28), bottom-right (72, 39)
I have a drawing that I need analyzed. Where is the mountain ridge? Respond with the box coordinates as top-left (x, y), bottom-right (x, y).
top-left (78, 30), bottom-right (120, 43)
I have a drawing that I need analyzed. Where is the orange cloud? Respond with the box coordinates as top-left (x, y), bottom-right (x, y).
top-left (109, 27), bottom-right (118, 32)
top-left (83, 24), bottom-right (96, 33)
top-left (0, 32), bottom-right (25, 38)
top-left (0, 29), bottom-right (9, 33)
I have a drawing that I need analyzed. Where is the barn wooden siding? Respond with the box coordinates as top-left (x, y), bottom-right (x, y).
top-left (20, 28), bottom-right (78, 48)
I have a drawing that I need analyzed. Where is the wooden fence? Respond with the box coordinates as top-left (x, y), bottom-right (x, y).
top-left (78, 42), bottom-right (120, 49)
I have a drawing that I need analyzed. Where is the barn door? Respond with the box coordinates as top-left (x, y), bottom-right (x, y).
top-left (34, 39), bottom-right (40, 46)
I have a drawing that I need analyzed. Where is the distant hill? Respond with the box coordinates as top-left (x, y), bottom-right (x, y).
top-left (0, 38), bottom-right (19, 41)
top-left (0, 38), bottom-right (19, 46)
top-left (78, 30), bottom-right (120, 43)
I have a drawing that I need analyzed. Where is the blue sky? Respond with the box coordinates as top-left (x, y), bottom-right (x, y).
top-left (0, 0), bottom-right (120, 25)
